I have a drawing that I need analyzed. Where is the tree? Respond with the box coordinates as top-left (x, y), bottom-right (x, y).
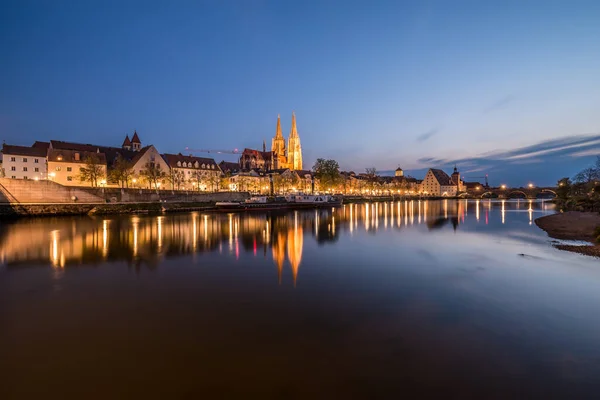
top-left (109, 155), bottom-right (134, 188)
top-left (206, 172), bottom-right (221, 192)
top-left (556, 177), bottom-right (571, 200)
top-left (574, 167), bottom-right (598, 184)
top-left (168, 169), bottom-right (185, 190)
top-left (312, 158), bottom-right (341, 192)
top-left (140, 162), bottom-right (166, 190)
top-left (79, 155), bottom-right (105, 187)
top-left (365, 167), bottom-right (379, 193)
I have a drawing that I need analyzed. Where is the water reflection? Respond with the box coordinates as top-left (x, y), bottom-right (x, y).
top-left (0, 200), bottom-right (555, 280)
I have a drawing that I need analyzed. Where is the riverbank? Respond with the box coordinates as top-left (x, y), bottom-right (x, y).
top-left (535, 211), bottom-right (600, 257)
top-left (0, 202), bottom-right (216, 218)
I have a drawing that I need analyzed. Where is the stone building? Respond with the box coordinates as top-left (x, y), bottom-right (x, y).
top-left (239, 113), bottom-right (303, 172)
top-left (48, 133), bottom-right (169, 188)
top-left (1, 143), bottom-right (49, 180)
top-left (47, 149), bottom-right (108, 186)
top-left (419, 167), bottom-right (464, 196)
top-left (162, 153), bottom-right (221, 191)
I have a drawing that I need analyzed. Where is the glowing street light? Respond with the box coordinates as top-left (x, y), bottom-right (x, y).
top-left (528, 183), bottom-right (534, 188)
top-left (500, 184), bottom-right (506, 189)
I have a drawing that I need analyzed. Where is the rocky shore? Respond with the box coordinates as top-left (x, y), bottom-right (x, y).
top-left (535, 211), bottom-right (600, 258)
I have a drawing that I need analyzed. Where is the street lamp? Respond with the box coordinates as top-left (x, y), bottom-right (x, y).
top-left (528, 183), bottom-right (534, 188)
top-left (500, 184), bottom-right (506, 190)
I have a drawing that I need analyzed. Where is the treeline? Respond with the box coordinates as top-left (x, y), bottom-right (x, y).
top-left (556, 157), bottom-right (600, 211)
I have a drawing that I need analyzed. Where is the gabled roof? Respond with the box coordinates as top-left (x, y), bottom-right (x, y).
top-left (295, 169), bottom-right (313, 177)
top-left (131, 131), bottom-right (141, 144)
top-left (49, 140), bottom-right (150, 168)
top-left (219, 161), bottom-right (241, 173)
top-left (47, 149), bottom-right (107, 164)
top-left (429, 169), bottom-right (453, 185)
top-left (2, 144), bottom-right (48, 157)
top-left (122, 135), bottom-right (131, 147)
top-left (270, 168), bottom-right (290, 174)
top-left (396, 167), bottom-right (403, 171)
top-left (162, 153), bottom-right (220, 170)
top-left (32, 141), bottom-right (50, 150)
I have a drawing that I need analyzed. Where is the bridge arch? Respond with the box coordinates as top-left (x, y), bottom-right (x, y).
top-left (507, 190), bottom-right (528, 198)
top-left (458, 192), bottom-right (469, 198)
top-left (480, 191), bottom-right (494, 198)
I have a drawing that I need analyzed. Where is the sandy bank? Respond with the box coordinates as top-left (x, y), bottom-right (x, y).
top-left (535, 212), bottom-right (600, 258)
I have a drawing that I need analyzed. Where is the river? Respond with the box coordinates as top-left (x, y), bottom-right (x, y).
top-left (2, 199), bottom-right (600, 398)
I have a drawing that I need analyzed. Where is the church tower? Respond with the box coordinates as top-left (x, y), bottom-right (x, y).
top-left (451, 165), bottom-right (463, 191)
top-left (271, 114), bottom-right (286, 166)
top-left (287, 112), bottom-right (303, 170)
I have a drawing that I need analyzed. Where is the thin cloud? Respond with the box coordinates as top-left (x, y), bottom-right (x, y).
top-left (483, 95), bottom-right (515, 114)
top-left (504, 139), bottom-right (600, 160)
top-left (570, 149), bottom-right (600, 158)
top-left (416, 128), bottom-right (439, 142)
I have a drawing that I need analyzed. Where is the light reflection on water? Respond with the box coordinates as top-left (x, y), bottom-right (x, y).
top-left (0, 199), bottom-right (559, 278)
top-left (4, 200), bottom-right (600, 397)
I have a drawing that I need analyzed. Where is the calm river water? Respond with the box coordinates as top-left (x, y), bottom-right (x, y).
top-left (2, 200), bottom-right (600, 398)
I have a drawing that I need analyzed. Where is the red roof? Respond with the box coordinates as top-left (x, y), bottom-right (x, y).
top-left (122, 135), bottom-right (131, 146)
top-left (131, 131), bottom-right (141, 144)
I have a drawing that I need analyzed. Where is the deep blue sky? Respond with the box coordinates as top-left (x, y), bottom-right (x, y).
top-left (1, 0), bottom-right (599, 186)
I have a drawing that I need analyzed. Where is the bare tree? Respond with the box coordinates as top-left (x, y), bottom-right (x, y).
top-left (109, 155), bottom-right (134, 188)
top-left (79, 155), bottom-right (105, 187)
top-left (140, 162), bottom-right (166, 190)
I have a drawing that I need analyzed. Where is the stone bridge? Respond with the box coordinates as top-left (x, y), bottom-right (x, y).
top-left (459, 187), bottom-right (557, 199)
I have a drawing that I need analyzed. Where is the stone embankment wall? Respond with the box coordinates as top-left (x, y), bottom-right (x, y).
top-left (0, 178), bottom-right (104, 204)
top-left (83, 188), bottom-right (249, 203)
top-left (0, 179), bottom-right (249, 204)
top-left (0, 179), bottom-right (251, 217)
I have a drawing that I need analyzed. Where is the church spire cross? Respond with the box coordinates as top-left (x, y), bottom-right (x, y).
top-left (275, 114), bottom-right (283, 138)
top-left (289, 111), bottom-right (298, 137)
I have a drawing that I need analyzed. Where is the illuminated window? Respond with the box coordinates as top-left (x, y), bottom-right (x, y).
top-left (56, 166), bottom-right (61, 171)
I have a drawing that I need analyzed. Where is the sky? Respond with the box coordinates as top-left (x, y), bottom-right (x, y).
top-left (1, 0), bottom-right (599, 186)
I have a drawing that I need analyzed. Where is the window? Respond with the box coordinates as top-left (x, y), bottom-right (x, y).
top-left (211, 165), bottom-right (215, 169)
top-left (67, 167), bottom-right (72, 172)
top-left (177, 161), bottom-right (181, 167)
top-left (67, 176), bottom-right (73, 181)
top-left (34, 158), bottom-right (39, 163)
top-left (55, 166), bottom-right (61, 171)
top-left (11, 166), bottom-right (15, 171)
top-left (10, 157), bottom-right (15, 162)
top-left (11, 176), bottom-right (16, 179)
top-left (201, 163), bottom-right (205, 169)
top-left (80, 167), bottom-right (84, 173)
top-left (23, 176), bottom-right (28, 180)
top-left (22, 158), bottom-right (27, 162)
top-left (23, 167), bottom-right (27, 172)
top-left (34, 167), bottom-right (39, 172)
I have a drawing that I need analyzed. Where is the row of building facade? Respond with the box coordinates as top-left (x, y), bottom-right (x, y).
top-left (0, 112), bottom-right (478, 195)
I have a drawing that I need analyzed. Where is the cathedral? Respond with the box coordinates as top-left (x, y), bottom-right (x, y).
top-left (240, 113), bottom-right (303, 171)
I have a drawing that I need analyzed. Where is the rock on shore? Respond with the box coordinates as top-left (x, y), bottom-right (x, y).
top-left (535, 211), bottom-right (600, 258)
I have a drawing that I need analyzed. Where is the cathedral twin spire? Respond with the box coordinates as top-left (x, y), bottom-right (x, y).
top-left (271, 112), bottom-right (302, 170)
